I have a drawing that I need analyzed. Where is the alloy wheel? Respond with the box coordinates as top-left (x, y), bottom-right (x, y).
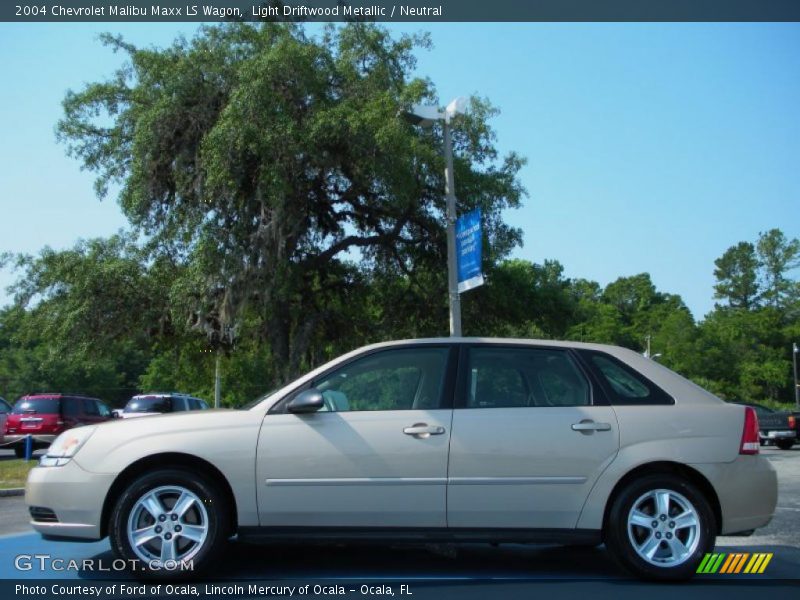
top-left (626, 488), bottom-right (700, 567)
top-left (126, 485), bottom-right (209, 566)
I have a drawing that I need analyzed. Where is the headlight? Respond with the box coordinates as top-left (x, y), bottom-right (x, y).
top-left (39, 427), bottom-right (97, 467)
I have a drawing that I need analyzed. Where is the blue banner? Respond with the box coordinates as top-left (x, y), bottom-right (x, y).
top-left (456, 208), bottom-right (485, 293)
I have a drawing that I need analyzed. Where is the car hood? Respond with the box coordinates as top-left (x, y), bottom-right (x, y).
top-left (99, 408), bottom-right (236, 430)
top-left (72, 409), bottom-right (262, 473)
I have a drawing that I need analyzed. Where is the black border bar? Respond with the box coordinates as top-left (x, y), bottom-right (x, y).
top-left (4, 0), bottom-right (800, 23)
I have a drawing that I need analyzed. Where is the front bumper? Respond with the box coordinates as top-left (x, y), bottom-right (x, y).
top-left (25, 459), bottom-right (116, 540)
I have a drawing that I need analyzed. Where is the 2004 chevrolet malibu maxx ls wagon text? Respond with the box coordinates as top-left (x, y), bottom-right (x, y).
top-left (25, 338), bottom-right (777, 580)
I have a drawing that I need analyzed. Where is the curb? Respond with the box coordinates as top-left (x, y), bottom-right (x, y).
top-left (0, 488), bottom-right (24, 497)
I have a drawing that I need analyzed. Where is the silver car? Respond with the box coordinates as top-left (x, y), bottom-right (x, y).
top-left (25, 338), bottom-right (777, 580)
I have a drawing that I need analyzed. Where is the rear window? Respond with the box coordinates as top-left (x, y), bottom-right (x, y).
top-left (124, 396), bottom-right (172, 413)
top-left (12, 398), bottom-right (60, 414)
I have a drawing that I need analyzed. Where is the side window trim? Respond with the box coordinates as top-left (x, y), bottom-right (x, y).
top-left (454, 344), bottom-right (602, 409)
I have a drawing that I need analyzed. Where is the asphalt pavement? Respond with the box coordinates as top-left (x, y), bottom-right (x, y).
top-left (0, 447), bottom-right (797, 595)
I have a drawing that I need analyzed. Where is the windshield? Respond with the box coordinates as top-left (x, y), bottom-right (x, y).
top-left (124, 396), bottom-right (172, 413)
top-left (12, 398), bottom-right (60, 414)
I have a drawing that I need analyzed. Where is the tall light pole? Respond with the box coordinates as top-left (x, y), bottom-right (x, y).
top-left (793, 342), bottom-right (799, 410)
top-left (403, 97), bottom-right (467, 337)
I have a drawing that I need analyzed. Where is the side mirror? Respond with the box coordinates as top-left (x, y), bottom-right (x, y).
top-left (287, 389), bottom-right (325, 414)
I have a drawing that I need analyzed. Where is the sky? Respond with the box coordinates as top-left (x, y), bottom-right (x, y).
top-left (1, 22), bottom-right (799, 321)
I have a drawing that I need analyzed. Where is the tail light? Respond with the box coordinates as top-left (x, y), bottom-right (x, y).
top-left (789, 415), bottom-right (796, 430)
top-left (740, 406), bottom-right (760, 455)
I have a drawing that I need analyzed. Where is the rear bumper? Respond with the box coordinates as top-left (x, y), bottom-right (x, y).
top-left (762, 430), bottom-right (796, 440)
top-left (4, 434), bottom-right (57, 446)
top-left (691, 455), bottom-right (777, 535)
top-left (25, 459), bottom-right (115, 540)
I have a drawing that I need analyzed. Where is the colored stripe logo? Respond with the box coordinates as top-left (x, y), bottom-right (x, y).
top-left (697, 552), bottom-right (773, 574)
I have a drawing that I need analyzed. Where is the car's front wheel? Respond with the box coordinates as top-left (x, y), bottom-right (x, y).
top-left (604, 474), bottom-right (715, 580)
top-left (109, 468), bottom-right (229, 578)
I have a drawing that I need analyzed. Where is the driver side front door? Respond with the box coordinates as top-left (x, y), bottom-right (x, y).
top-left (255, 345), bottom-right (456, 528)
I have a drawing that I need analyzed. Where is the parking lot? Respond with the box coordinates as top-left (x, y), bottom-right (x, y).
top-left (1, 446), bottom-right (798, 588)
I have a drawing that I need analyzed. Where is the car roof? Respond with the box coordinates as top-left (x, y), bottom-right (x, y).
top-left (130, 393), bottom-right (201, 399)
top-left (19, 393), bottom-right (100, 401)
top-left (353, 336), bottom-right (645, 351)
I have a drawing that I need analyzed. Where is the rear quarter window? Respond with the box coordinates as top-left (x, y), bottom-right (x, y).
top-left (580, 351), bottom-right (674, 406)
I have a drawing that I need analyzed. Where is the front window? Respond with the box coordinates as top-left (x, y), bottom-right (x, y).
top-left (312, 347), bottom-right (449, 412)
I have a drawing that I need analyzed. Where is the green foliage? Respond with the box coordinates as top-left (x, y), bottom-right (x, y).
top-left (0, 23), bottom-right (797, 409)
top-left (55, 22), bottom-right (524, 384)
top-left (757, 228), bottom-right (800, 310)
top-left (713, 241), bottom-right (760, 310)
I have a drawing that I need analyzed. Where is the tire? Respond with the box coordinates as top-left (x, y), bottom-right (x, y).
top-left (109, 468), bottom-right (230, 579)
top-left (604, 474), bottom-right (715, 581)
top-left (776, 439), bottom-right (794, 450)
top-left (14, 446), bottom-right (25, 459)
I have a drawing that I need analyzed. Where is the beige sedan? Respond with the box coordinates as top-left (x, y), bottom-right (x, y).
top-left (25, 338), bottom-right (777, 580)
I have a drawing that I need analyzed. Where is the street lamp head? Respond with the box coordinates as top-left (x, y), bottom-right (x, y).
top-left (445, 97), bottom-right (469, 120)
top-left (403, 103), bottom-right (444, 127)
top-left (402, 98), bottom-right (468, 127)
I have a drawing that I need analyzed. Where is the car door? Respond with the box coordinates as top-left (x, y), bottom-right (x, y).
top-left (447, 344), bottom-right (620, 530)
top-left (256, 345), bottom-right (456, 528)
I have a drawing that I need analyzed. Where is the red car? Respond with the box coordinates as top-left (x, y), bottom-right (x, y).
top-left (4, 393), bottom-right (114, 458)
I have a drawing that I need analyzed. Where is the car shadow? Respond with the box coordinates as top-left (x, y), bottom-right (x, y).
top-left (76, 541), bottom-right (619, 581)
top-left (74, 541), bottom-right (800, 582)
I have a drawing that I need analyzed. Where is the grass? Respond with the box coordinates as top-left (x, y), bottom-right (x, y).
top-left (0, 459), bottom-right (36, 489)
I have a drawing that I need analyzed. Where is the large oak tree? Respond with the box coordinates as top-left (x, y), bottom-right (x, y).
top-left (56, 23), bottom-right (525, 382)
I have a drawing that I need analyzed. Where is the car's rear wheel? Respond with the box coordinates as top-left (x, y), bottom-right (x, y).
top-left (775, 439), bottom-right (794, 450)
top-left (605, 474), bottom-right (715, 580)
top-left (109, 469), bottom-right (229, 579)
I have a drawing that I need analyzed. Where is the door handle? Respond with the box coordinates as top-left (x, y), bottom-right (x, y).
top-left (403, 423), bottom-right (446, 438)
top-left (571, 421), bottom-right (611, 433)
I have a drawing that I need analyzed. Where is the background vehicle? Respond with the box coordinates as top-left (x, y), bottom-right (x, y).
top-left (0, 397), bottom-right (10, 447)
top-left (733, 402), bottom-right (796, 450)
top-left (5, 394), bottom-right (113, 457)
top-left (120, 393), bottom-right (209, 418)
top-left (26, 339), bottom-right (777, 581)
